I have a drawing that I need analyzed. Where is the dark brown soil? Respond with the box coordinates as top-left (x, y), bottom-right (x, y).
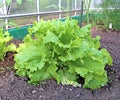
top-left (0, 28), bottom-right (120, 100)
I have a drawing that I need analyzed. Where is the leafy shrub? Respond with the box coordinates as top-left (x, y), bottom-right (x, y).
top-left (86, 0), bottom-right (120, 30)
top-left (103, 10), bottom-right (120, 30)
top-left (98, 0), bottom-right (120, 30)
top-left (14, 19), bottom-right (113, 89)
top-left (88, 12), bottom-right (104, 27)
top-left (0, 28), bottom-right (16, 60)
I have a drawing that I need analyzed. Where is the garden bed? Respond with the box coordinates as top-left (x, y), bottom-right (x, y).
top-left (0, 27), bottom-right (120, 100)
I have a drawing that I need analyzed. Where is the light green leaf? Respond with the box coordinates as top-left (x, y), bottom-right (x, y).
top-left (69, 41), bottom-right (89, 59)
top-left (15, 45), bottom-right (40, 63)
top-left (59, 32), bottom-right (73, 45)
top-left (28, 69), bottom-right (52, 85)
top-left (47, 63), bottom-right (60, 83)
top-left (75, 67), bottom-right (88, 77)
top-left (83, 72), bottom-right (108, 89)
top-left (7, 44), bottom-right (16, 52)
top-left (58, 69), bottom-right (78, 86)
top-left (93, 36), bottom-right (101, 49)
top-left (27, 57), bottom-right (45, 72)
top-left (101, 49), bottom-right (113, 65)
top-left (0, 29), bottom-right (15, 60)
top-left (16, 68), bottom-right (27, 76)
top-left (43, 31), bottom-right (58, 43)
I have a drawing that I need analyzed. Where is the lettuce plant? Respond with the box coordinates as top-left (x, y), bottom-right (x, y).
top-left (14, 19), bottom-right (113, 89)
top-left (0, 29), bottom-right (16, 60)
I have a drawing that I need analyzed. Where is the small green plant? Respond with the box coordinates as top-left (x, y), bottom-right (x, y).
top-left (98, 0), bottom-right (120, 30)
top-left (87, 12), bottom-right (104, 28)
top-left (0, 28), bottom-right (16, 60)
top-left (14, 19), bottom-right (113, 89)
top-left (103, 10), bottom-right (120, 30)
top-left (83, 0), bottom-right (120, 30)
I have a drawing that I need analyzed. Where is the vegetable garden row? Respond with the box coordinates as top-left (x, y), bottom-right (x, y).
top-left (0, 19), bottom-right (113, 90)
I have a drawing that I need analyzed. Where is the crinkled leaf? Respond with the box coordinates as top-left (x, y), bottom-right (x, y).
top-left (58, 69), bottom-right (78, 86)
top-left (26, 56), bottom-right (45, 72)
top-left (75, 67), bottom-right (88, 77)
top-left (68, 41), bottom-right (89, 60)
top-left (59, 32), bottom-right (73, 45)
top-left (93, 36), bottom-right (101, 49)
top-left (0, 29), bottom-right (16, 60)
top-left (43, 31), bottom-right (58, 43)
top-left (101, 49), bottom-right (113, 66)
top-left (7, 44), bottom-right (16, 52)
top-left (47, 63), bottom-right (60, 83)
top-left (84, 72), bottom-right (108, 89)
top-left (28, 69), bottom-right (52, 85)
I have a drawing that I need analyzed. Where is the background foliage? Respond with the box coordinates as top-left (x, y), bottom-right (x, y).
top-left (101, 0), bottom-right (120, 30)
top-left (88, 0), bottom-right (120, 30)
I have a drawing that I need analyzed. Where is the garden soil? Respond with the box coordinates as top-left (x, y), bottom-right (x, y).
top-left (0, 28), bottom-right (120, 100)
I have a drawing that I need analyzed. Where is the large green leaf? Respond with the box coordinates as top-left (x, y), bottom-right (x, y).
top-left (68, 40), bottom-right (89, 59)
top-left (57, 69), bottom-right (78, 86)
top-left (100, 48), bottom-right (113, 65)
top-left (83, 72), bottom-right (108, 89)
top-left (47, 63), bottom-right (60, 83)
top-left (15, 45), bottom-right (40, 63)
top-left (75, 67), bottom-right (88, 77)
top-left (28, 69), bottom-right (52, 85)
top-left (43, 31), bottom-right (58, 43)
top-left (26, 56), bottom-right (45, 72)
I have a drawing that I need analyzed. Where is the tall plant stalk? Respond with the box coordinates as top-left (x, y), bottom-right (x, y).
top-left (83, 0), bottom-right (92, 24)
top-left (67, 0), bottom-right (70, 17)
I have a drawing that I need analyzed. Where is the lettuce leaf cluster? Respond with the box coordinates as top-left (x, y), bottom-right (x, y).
top-left (14, 19), bottom-right (113, 89)
top-left (0, 29), bottom-right (16, 60)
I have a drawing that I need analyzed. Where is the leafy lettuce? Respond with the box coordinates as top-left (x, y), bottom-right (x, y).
top-left (0, 29), bottom-right (16, 60)
top-left (14, 19), bottom-right (113, 89)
